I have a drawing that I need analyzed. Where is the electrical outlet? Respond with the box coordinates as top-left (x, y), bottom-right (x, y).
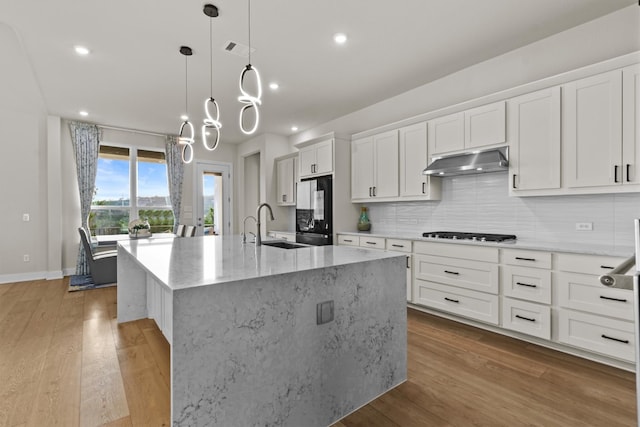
top-left (575, 222), bottom-right (593, 231)
top-left (23, 254), bottom-right (30, 262)
top-left (22, 213), bottom-right (30, 222)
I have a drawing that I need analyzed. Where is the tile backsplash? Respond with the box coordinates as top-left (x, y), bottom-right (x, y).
top-left (365, 173), bottom-right (639, 249)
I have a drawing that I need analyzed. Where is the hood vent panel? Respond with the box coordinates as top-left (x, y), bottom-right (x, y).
top-left (423, 146), bottom-right (509, 177)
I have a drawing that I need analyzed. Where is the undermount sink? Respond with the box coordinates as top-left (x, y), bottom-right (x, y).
top-left (262, 241), bottom-right (309, 249)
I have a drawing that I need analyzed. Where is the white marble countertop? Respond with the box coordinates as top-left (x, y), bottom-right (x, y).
top-left (337, 231), bottom-right (635, 258)
top-left (118, 235), bottom-right (405, 291)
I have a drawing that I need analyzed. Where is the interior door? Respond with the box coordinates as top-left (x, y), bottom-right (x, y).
top-left (195, 161), bottom-right (232, 236)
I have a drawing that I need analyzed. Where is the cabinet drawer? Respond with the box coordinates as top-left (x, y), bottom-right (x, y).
top-left (555, 253), bottom-right (629, 276)
top-left (557, 272), bottom-right (633, 321)
top-left (502, 265), bottom-right (551, 304)
top-left (558, 310), bottom-right (634, 362)
top-left (413, 279), bottom-right (499, 325)
top-left (501, 298), bottom-right (551, 340)
top-left (414, 254), bottom-right (499, 294)
top-left (386, 239), bottom-right (412, 253)
top-left (337, 235), bottom-right (359, 246)
top-left (414, 241), bottom-right (499, 263)
top-left (359, 236), bottom-right (385, 249)
top-left (502, 249), bottom-right (551, 269)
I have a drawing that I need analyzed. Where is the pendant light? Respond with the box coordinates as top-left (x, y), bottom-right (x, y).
top-left (178, 46), bottom-right (195, 164)
top-left (202, 4), bottom-right (221, 151)
top-left (238, 0), bottom-right (262, 135)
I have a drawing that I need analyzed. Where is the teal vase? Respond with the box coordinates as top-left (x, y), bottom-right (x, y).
top-left (357, 207), bottom-right (371, 231)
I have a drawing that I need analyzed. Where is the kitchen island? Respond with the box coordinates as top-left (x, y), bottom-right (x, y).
top-left (117, 235), bottom-right (407, 427)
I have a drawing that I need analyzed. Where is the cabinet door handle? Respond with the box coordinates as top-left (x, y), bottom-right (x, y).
top-left (516, 282), bottom-right (537, 288)
top-left (343, 239), bottom-right (353, 243)
top-left (444, 270), bottom-right (459, 275)
top-left (626, 164), bottom-right (632, 182)
top-left (515, 314), bottom-right (536, 322)
top-left (512, 174), bottom-right (517, 189)
top-left (373, 186), bottom-right (377, 197)
top-left (283, 195), bottom-right (287, 202)
top-left (365, 241), bottom-right (377, 245)
top-left (614, 165), bottom-right (619, 183)
top-left (599, 295), bottom-right (628, 303)
top-left (369, 187), bottom-right (372, 197)
top-left (406, 256), bottom-right (410, 269)
top-left (601, 334), bottom-right (629, 344)
top-left (422, 182), bottom-right (426, 194)
top-left (515, 257), bottom-right (536, 262)
top-left (391, 244), bottom-right (404, 248)
top-left (444, 297), bottom-right (459, 303)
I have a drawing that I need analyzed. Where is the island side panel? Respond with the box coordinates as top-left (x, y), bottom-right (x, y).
top-left (117, 246), bottom-right (148, 322)
top-left (171, 256), bottom-right (407, 427)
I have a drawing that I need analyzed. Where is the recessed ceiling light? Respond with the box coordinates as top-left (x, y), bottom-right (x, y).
top-left (79, 110), bottom-right (89, 117)
top-left (74, 45), bottom-right (90, 55)
top-left (291, 126), bottom-right (298, 132)
top-left (333, 33), bottom-right (347, 45)
top-left (269, 82), bottom-right (279, 90)
top-left (180, 114), bottom-right (189, 121)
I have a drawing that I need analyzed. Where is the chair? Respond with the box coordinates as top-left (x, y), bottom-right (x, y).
top-left (78, 227), bottom-right (117, 285)
top-left (176, 224), bottom-right (185, 237)
top-left (184, 225), bottom-right (196, 237)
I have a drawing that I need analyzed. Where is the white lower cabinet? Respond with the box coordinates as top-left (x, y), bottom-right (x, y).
top-left (558, 310), bottom-right (634, 363)
top-left (414, 279), bottom-right (500, 325)
top-left (501, 298), bottom-right (551, 340)
top-left (146, 275), bottom-right (173, 344)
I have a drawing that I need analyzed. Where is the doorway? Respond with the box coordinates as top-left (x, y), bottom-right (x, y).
top-left (195, 161), bottom-right (232, 236)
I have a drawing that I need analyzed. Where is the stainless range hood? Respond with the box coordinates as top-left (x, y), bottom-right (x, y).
top-left (423, 146), bottom-right (509, 177)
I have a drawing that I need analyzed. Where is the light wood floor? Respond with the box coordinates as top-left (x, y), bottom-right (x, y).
top-left (0, 279), bottom-right (636, 427)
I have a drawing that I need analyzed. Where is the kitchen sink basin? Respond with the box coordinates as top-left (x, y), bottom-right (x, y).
top-left (262, 241), bottom-right (309, 249)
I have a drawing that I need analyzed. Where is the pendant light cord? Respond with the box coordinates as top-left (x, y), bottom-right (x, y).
top-left (248, 0), bottom-right (252, 65)
top-left (209, 16), bottom-right (213, 98)
top-left (184, 55), bottom-right (188, 116)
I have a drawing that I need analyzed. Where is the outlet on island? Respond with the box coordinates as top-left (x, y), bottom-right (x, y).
top-left (316, 300), bottom-right (334, 325)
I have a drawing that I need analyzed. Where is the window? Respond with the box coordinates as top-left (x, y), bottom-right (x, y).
top-left (90, 145), bottom-right (173, 236)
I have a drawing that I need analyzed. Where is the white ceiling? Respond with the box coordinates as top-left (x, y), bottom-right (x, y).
top-left (1, 0), bottom-right (635, 144)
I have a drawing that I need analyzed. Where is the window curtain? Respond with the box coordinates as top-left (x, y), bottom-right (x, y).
top-left (69, 121), bottom-right (101, 275)
top-left (165, 136), bottom-right (184, 233)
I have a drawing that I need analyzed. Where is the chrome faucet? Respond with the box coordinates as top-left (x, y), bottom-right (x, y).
top-left (255, 203), bottom-right (275, 246)
top-left (242, 215), bottom-right (257, 243)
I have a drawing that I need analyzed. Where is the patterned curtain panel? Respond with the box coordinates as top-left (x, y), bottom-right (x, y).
top-left (69, 121), bottom-right (101, 275)
top-left (165, 135), bottom-right (184, 233)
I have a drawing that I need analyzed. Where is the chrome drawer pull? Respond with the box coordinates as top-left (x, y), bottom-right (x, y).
top-left (444, 270), bottom-right (459, 275)
top-left (444, 297), bottom-right (459, 303)
top-left (515, 256), bottom-right (536, 262)
top-left (599, 295), bottom-right (628, 303)
top-left (515, 314), bottom-right (535, 322)
top-left (516, 282), bottom-right (537, 288)
top-left (601, 334), bottom-right (629, 344)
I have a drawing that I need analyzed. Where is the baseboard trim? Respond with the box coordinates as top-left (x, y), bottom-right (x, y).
top-left (46, 270), bottom-right (64, 280)
top-left (62, 267), bottom-right (76, 277)
top-left (0, 271), bottom-right (48, 285)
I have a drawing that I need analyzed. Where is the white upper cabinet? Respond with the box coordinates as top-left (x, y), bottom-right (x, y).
top-left (622, 64), bottom-right (640, 185)
top-left (427, 112), bottom-right (464, 154)
top-left (563, 70), bottom-right (623, 188)
top-left (275, 156), bottom-right (296, 206)
top-left (508, 87), bottom-right (561, 193)
top-left (464, 101), bottom-right (506, 149)
top-left (399, 122), bottom-right (441, 200)
top-left (428, 101), bottom-right (505, 156)
top-left (299, 138), bottom-right (333, 178)
top-left (351, 130), bottom-right (399, 201)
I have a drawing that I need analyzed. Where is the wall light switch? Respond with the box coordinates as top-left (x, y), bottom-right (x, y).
top-left (22, 213), bottom-right (30, 222)
top-left (316, 300), bottom-right (334, 325)
top-left (575, 222), bottom-right (593, 231)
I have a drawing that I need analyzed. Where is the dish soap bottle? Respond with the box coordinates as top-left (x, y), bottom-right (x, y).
top-left (357, 206), bottom-right (371, 231)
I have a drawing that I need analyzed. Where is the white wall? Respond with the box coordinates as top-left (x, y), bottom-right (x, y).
top-left (291, 6), bottom-right (640, 145)
top-left (0, 23), bottom-right (49, 283)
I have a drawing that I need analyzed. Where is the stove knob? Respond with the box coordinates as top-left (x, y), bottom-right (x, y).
top-left (452, 236), bottom-right (458, 240)
top-left (472, 236), bottom-right (477, 241)
top-left (481, 237), bottom-right (487, 242)
top-left (435, 234), bottom-right (440, 239)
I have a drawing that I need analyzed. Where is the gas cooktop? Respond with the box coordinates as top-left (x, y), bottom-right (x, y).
top-left (422, 231), bottom-right (517, 242)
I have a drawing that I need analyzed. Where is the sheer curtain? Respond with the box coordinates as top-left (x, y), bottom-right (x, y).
top-left (165, 136), bottom-right (184, 233)
top-left (69, 121), bottom-right (101, 275)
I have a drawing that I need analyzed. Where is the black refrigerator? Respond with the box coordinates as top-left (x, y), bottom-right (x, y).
top-left (296, 175), bottom-right (333, 245)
